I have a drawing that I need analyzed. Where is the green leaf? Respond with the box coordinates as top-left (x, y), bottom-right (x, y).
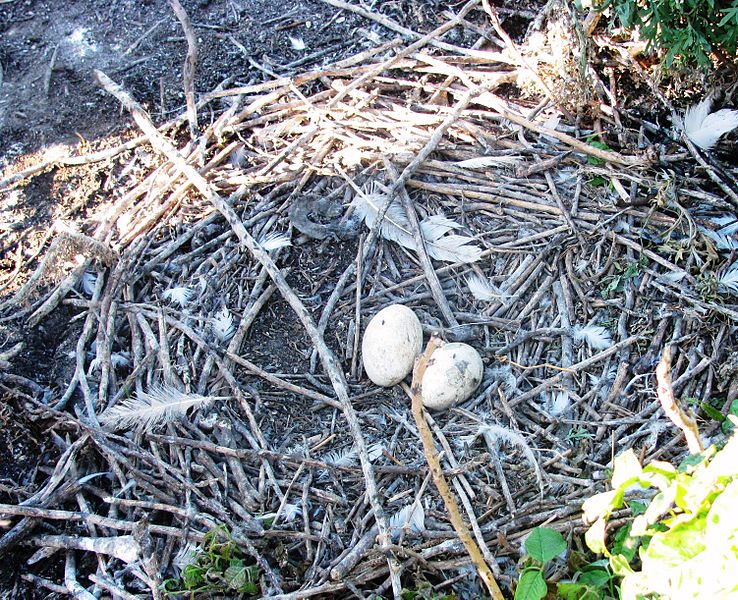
top-left (628, 500), bottom-right (647, 515)
top-left (582, 489), bottom-right (621, 522)
top-left (557, 582), bottom-right (605, 600)
top-left (579, 568), bottom-right (611, 587)
top-left (612, 449), bottom-right (642, 488)
top-left (585, 517), bottom-right (608, 555)
top-left (701, 402), bottom-right (725, 422)
top-left (224, 561), bottom-right (258, 593)
top-left (643, 517), bottom-right (707, 568)
top-left (612, 523), bottom-right (640, 562)
top-left (609, 553), bottom-right (635, 577)
top-left (514, 569), bottom-right (548, 600)
top-left (525, 527), bottom-right (567, 563)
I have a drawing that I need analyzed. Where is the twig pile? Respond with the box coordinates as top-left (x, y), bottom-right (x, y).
top-left (1, 0), bottom-right (738, 597)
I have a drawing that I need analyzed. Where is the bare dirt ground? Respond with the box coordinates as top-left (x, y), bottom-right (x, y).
top-left (1, 0), bottom-right (737, 598)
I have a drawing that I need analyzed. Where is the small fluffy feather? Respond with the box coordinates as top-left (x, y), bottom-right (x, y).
top-left (288, 35), bottom-right (305, 51)
top-left (704, 229), bottom-right (738, 252)
top-left (572, 324), bottom-right (612, 350)
top-left (683, 97), bottom-right (738, 150)
top-left (260, 231), bottom-right (292, 251)
top-left (467, 273), bottom-right (503, 301)
top-left (367, 442), bottom-right (385, 462)
top-left (323, 446), bottom-right (357, 467)
top-left (353, 188), bottom-right (482, 263)
top-left (388, 503), bottom-right (425, 540)
top-left (719, 262), bottom-right (738, 295)
top-left (478, 424), bottom-right (543, 495)
top-left (213, 306), bottom-right (235, 343)
top-left (162, 286), bottom-right (192, 307)
top-left (547, 390), bottom-right (571, 417)
top-left (81, 272), bottom-right (97, 297)
top-left (455, 156), bottom-right (520, 169)
top-left (99, 385), bottom-right (219, 431)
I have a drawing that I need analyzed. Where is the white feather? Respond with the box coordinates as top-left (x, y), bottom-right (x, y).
top-left (704, 229), bottom-right (738, 252)
top-left (548, 390), bottom-right (571, 416)
top-left (288, 35), bottom-right (305, 51)
top-left (683, 97), bottom-right (738, 150)
top-left (572, 325), bottom-right (613, 350)
top-left (99, 385), bottom-right (220, 431)
top-left (488, 365), bottom-right (517, 396)
top-left (162, 286), bottom-right (192, 307)
top-left (478, 423), bottom-right (543, 494)
top-left (388, 503), bottom-right (425, 539)
top-left (173, 541), bottom-right (198, 574)
top-left (111, 352), bottom-right (131, 369)
top-left (455, 156), bottom-right (520, 169)
top-left (213, 306), bottom-right (235, 343)
top-left (323, 446), bottom-right (357, 467)
top-left (353, 189), bottom-right (482, 263)
top-left (81, 271), bottom-right (97, 297)
top-left (719, 220), bottom-right (738, 236)
top-left (719, 262), bottom-right (738, 295)
top-left (467, 273), bottom-right (503, 301)
top-left (260, 231), bottom-right (292, 251)
top-left (367, 442), bottom-right (385, 462)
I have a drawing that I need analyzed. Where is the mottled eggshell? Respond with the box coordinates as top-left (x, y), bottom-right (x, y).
top-left (421, 343), bottom-right (483, 411)
top-left (362, 304), bottom-right (423, 387)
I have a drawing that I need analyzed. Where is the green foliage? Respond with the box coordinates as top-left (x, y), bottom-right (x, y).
top-left (601, 256), bottom-right (647, 299)
top-left (514, 527), bottom-right (566, 600)
top-left (583, 432), bottom-right (738, 599)
top-left (163, 525), bottom-right (260, 597)
top-left (597, 0), bottom-right (738, 67)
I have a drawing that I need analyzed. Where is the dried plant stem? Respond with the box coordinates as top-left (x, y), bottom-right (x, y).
top-left (655, 346), bottom-right (703, 454)
top-left (167, 0), bottom-right (198, 139)
top-left (410, 335), bottom-right (504, 600)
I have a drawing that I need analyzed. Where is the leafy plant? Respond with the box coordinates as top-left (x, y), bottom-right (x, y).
top-left (163, 525), bottom-right (260, 597)
top-left (514, 527), bottom-right (566, 600)
top-left (600, 256), bottom-right (647, 299)
top-left (583, 430), bottom-right (738, 599)
top-left (597, 0), bottom-right (738, 67)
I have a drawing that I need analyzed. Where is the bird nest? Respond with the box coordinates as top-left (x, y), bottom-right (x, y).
top-left (1, 2), bottom-right (738, 598)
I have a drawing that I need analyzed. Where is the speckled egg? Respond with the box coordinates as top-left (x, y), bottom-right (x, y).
top-left (421, 342), bottom-right (483, 411)
top-left (362, 304), bottom-right (423, 387)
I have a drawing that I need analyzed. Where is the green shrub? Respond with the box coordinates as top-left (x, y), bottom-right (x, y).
top-left (597, 0), bottom-right (738, 67)
top-left (583, 430), bottom-right (738, 599)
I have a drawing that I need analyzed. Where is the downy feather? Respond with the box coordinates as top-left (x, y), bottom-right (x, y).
top-left (81, 272), bottom-right (97, 297)
top-left (354, 190), bottom-right (482, 263)
top-left (367, 442), bottom-right (386, 462)
top-left (719, 262), bottom-right (738, 295)
top-left (478, 423), bottom-right (543, 495)
top-left (162, 286), bottom-right (192, 307)
top-left (704, 229), bottom-right (738, 252)
top-left (572, 324), bottom-right (613, 350)
top-left (99, 385), bottom-right (219, 431)
top-left (388, 503), bottom-right (425, 540)
top-left (467, 273), bottom-right (503, 301)
top-left (683, 97), bottom-right (738, 150)
top-left (323, 446), bottom-right (357, 467)
top-left (213, 306), bottom-right (235, 342)
top-left (260, 231), bottom-right (292, 251)
top-left (547, 390), bottom-right (571, 416)
top-left (455, 156), bottom-right (520, 169)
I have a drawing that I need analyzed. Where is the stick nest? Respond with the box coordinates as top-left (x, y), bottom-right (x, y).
top-left (1, 2), bottom-right (738, 597)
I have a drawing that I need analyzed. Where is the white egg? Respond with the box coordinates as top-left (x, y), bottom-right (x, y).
top-left (362, 304), bottom-right (423, 387)
top-left (421, 342), bottom-right (483, 411)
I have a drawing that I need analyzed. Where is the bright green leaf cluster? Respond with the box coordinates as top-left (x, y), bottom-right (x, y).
top-left (163, 525), bottom-right (260, 596)
top-left (584, 433), bottom-right (738, 599)
top-left (597, 0), bottom-right (738, 67)
top-left (514, 527), bottom-right (567, 600)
